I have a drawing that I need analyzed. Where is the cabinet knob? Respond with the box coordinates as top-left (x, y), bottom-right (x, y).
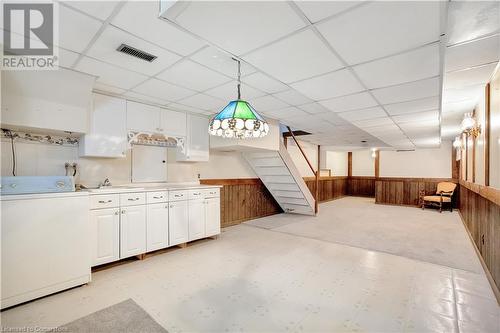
top-left (121, 210), bottom-right (126, 214)
top-left (153, 196), bottom-right (163, 199)
top-left (128, 198), bottom-right (140, 201)
top-left (114, 211), bottom-right (119, 215)
top-left (98, 200), bottom-right (112, 204)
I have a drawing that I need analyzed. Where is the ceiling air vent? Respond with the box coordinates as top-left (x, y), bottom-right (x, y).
top-left (117, 44), bottom-right (157, 62)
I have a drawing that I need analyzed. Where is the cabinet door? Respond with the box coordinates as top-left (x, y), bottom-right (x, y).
top-left (146, 203), bottom-right (169, 252)
top-left (80, 94), bottom-right (127, 157)
top-left (90, 208), bottom-right (120, 266)
top-left (188, 199), bottom-right (206, 241)
top-left (168, 200), bottom-right (188, 246)
top-left (120, 205), bottom-right (146, 259)
top-left (126, 101), bottom-right (161, 133)
top-left (205, 198), bottom-right (221, 237)
top-left (177, 114), bottom-right (209, 161)
top-left (160, 109), bottom-right (186, 137)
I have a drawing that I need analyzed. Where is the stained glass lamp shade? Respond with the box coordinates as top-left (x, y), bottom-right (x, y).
top-left (209, 100), bottom-right (269, 139)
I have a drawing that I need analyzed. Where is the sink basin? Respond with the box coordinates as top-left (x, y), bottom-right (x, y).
top-left (86, 186), bottom-right (145, 193)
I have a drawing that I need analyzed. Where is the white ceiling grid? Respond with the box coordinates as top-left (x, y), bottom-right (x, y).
top-left (55, 0), bottom-right (499, 149)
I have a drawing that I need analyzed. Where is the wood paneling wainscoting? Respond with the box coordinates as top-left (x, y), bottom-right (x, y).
top-left (375, 178), bottom-right (459, 207)
top-left (348, 177), bottom-right (376, 197)
top-left (304, 176), bottom-right (348, 202)
top-left (459, 180), bottom-right (500, 300)
top-left (200, 179), bottom-right (282, 227)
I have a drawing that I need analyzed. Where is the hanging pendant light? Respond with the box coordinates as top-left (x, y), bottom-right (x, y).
top-left (209, 59), bottom-right (269, 139)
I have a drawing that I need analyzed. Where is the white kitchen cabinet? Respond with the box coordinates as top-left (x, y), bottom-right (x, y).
top-left (79, 94), bottom-right (127, 158)
top-left (126, 101), bottom-right (161, 133)
top-left (205, 198), bottom-right (221, 237)
top-left (188, 199), bottom-right (206, 241)
top-left (90, 208), bottom-right (120, 266)
top-left (160, 109), bottom-right (186, 137)
top-left (146, 203), bottom-right (169, 252)
top-left (120, 205), bottom-right (147, 259)
top-left (169, 200), bottom-right (189, 246)
top-left (177, 114), bottom-right (209, 162)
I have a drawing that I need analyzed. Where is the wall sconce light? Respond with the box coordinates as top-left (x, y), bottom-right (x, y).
top-left (452, 136), bottom-right (462, 149)
top-left (371, 148), bottom-right (378, 158)
top-left (461, 112), bottom-right (481, 138)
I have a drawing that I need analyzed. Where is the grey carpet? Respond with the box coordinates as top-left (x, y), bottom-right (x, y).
top-left (245, 196), bottom-right (483, 273)
top-left (60, 299), bottom-right (167, 333)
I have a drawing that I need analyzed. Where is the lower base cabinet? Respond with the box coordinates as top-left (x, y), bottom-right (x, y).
top-left (188, 200), bottom-right (206, 241)
top-left (206, 198), bottom-right (221, 237)
top-left (169, 200), bottom-right (189, 246)
top-left (146, 203), bottom-right (169, 252)
top-left (120, 205), bottom-right (146, 259)
top-left (90, 208), bottom-right (120, 266)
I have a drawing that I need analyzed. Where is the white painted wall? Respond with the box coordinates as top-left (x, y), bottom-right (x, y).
top-left (474, 89), bottom-right (486, 185)
top-left (286, 139), bottom-right (317, 177)
top-left (322, 151), bottom-right (348, 176)
top-left (0, 139), bottom-right (255, 187)
top-left (352, 150), bottom-right (374, 176)
top-left (380, 142), bottom-right (452, 178)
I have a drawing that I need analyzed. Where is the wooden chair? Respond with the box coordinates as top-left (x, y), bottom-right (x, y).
top-left (420, 182), bottom-right (457, 213)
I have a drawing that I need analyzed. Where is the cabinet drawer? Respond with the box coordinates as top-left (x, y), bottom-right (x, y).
top-left (169, 190), bottom-right (188, 201)
top-left (188, 189), bottom-right (204, 200)
top-left (120, 192), bottom-right (146, 206)
top-left (90, 194), bottom-right (120, 209)
top-left (203, 188), bottom-right (220, 198)
top-left (147, 191), bottom-right (168, 204)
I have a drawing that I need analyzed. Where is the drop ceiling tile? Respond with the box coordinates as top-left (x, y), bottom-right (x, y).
top-left (58, 48), bottom-right (79, 68)
top-left (75, 56), bottom-right (148, 90)
top-left (291, 69), bottom-right (364, 100)
top-left (371, 77), bottom-right (440, 104)
top-left (204, 81), bottom-right (265, 101)
top-left (398, 119), bottom-right (440, 131)
top-left (173, 1), bottom-right (306, 55)
top-left (133, 78), bottom-right (196, 102)
top-left (58, 5), bottom-right (102, 53)
top-left (266, 106), bottom-right (309, 120)
top-left (176, 93), bottom-right (226, 111)
top-left (317, 1), bottom-right (440, 65)
top-left (86, 25), bottom-right (181, 76)
top-left (353, 117), bottom-right (394, 128)
top-left (445, 35), bottom-right (500, 72)
top-left (122, 91), bottom-right (170, 106)
top-left (93, 82), bottom-right (126, 95)
top-left (317, 112), bottom-right (350, 126)
top-left (243, 29), bottom-right (343, 83)
top-left (273, 89), bottom-right (313, 106)
top-left (249, 95), bottom-right (289, 111)
top-left (242, 72), bottom-right (289, 94)
top-left (353, 44), bottom-right (440, 89)
top-left (446, 1), bottom-right (500, 46)
top-left (112, 1), bottom-right (205, 55)
top-left (412, 136), bottom-right (440, 148)
top-left (156, 59), bottom-right (231, 92)
top-left (444, 62), bottom-right (498, 89)
top-left (61, 1), bottom-right (119, 21)
top-left (392, 110), bottom-right (439, 124)
top-left (295, 1), bottom-right (360, 23)
top-left (319, 91), bottom-right (377, 113)
top-left (337, 107), bottom-right (386, 121)
top-left (168, 102), bottom-right (207, 114)
top-left (190, 46), bottom-right (256, 77)
top-left (298, 102), bottom-right (331, 114)
top-left (384, 96), bottom-right (440, 116)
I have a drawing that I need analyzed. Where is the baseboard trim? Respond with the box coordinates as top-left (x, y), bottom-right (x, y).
top-left (457, 210), bottom-right (500, 305)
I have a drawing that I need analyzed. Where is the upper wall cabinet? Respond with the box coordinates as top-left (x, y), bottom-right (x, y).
top-left (1, 69), bottom-right (94, 134)
top-left (79, 94), bottom-right (127, 158)
top-left (126, 101), bottom-right (161, 133)
top-left (160, 109), bottom-right (186, 137)
top-left (126, 101), bottom-right (186, 137)
top-left (177, 115), bottom-right (209, 162)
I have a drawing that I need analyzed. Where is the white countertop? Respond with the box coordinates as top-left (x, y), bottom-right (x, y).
top-left (82, 182), bottom-right (222, 195)
top-left (0, 191), bottom-right (89, 201)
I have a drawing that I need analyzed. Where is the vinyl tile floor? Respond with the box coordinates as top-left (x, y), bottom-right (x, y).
top-left (2, 197), bottom-right (499, 332)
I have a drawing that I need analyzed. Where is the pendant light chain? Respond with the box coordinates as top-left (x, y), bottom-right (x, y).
top-left (237, 59), bottom-right (241, 100)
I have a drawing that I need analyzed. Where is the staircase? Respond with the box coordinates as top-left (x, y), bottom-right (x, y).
top-left (243, 142), bottom-right (316, 216)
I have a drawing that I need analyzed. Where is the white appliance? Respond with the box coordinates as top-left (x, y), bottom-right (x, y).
top-left (1, 185), bottom-right (91, 309)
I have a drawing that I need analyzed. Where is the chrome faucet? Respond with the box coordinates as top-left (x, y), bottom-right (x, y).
top-left (98, 178), bottom-right (112, 188)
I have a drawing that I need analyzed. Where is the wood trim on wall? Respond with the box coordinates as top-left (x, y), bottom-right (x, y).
top-left (374, 150), bottom-right (380, 178)
top-left (347, 152), bottom-right (352, 177)
top-left (452, 141), bottom-right (460, 180)
top-left (485, 83), bottom-right (491, 186)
